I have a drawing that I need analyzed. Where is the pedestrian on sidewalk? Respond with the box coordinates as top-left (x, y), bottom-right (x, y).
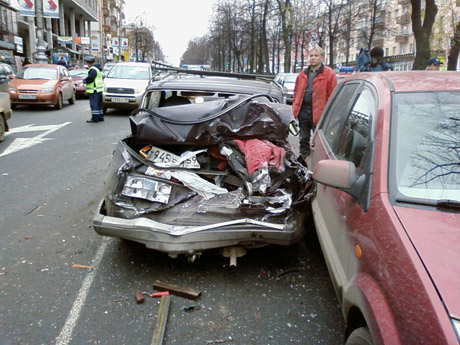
top-left (83, 56), bottom-right (104, 123)
top-left (292, 46), bottom-right (337, 162)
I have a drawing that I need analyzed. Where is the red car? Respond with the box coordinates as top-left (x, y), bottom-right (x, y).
top-left (8, 64), bottom-right (75, 109)
top-left (69, 68), bottom-right (88, 98)
top-left (309, 71), bottom-right (460, 344)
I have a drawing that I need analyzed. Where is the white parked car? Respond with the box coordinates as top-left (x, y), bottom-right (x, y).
top-left (102, 62), bottom-right (153, 113)
top-left (274, 73), bottom-right (297, 104)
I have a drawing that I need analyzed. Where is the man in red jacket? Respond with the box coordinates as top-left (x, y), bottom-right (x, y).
top-left (292, 46), bottom-right (337, 161)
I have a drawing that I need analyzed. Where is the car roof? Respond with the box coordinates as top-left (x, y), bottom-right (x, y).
top-left (147, 68), bottom-right (283, 101)
top-left (149, 76), bottom-right (283, 101)
top-left (22, 64), bottom-right (62, 68)
top-left (343, 71), bottom-right (460, 93)
top-left (111, 62), bottom-right (151, 67)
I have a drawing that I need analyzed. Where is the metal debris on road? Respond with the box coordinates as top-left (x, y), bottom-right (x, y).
top-left (183, 305), bottom-right (201, 312)
top-left (276, 266), bottom-right (304, 279)
top-left (135, 291), bottom-right (144, 304)
top-left (205, 337), bottom-right (234, 344)
top-left (72, 264), bottom-right (93, 270)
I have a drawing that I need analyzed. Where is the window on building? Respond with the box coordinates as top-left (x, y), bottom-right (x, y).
top-left (403, 6), bottom-right (409, 13)
top-left (400, 45), bottom-right (406, 54)
top-left (386, 48), bottom-right (389, 56)
top-left (402, 26), bottom-right (407, 34)
top-left (409, 44), bottom-right (413, 53)
top-left (393, 47), bottom-right (396, 55)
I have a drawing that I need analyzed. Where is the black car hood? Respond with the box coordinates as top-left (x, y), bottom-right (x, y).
top-left (129, 96), bottom-right (292, 145)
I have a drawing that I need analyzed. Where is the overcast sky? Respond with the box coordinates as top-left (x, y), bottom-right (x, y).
top-left (124, 1), bottom-right (217, 66)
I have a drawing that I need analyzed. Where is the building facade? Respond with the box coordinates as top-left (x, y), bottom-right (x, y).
top-left (0, 0), bottom-right (129, 69)
top-left (0, 0), bottom-right (19, 70)
top-left (325, 0), bottom-right (460, 70)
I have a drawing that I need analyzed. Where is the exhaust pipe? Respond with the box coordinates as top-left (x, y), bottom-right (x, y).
top-left (222, 246), bottom-right (247, 268)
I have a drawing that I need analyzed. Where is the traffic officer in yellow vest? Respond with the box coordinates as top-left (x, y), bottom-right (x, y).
top-left (83, 56), bottom-right (104, 123)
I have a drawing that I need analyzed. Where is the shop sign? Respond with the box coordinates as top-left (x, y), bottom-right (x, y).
top-left (18, 0), bottom-right (35, 16)
top-left (14, 36), bottom-right (23, 45)
top-left (43, 0), bottom-right (59, 18)
top-left (91, 34), bottom-right (100, 52)
top-left (81, 37), bottom-right (90, 45)
top-left (58, 36), bottom-right (73, 44)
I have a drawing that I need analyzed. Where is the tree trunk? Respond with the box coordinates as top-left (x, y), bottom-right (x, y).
top-left (261, 0), bottom-right (270, 73)
top-left (249, 0), bottom-right (256, 73)
top-left (277, 0), bottom-right (293, 73)
top-left (447, 21), bottom-right (460, 71)
top-left (411, 0), bottom-right (437, 70)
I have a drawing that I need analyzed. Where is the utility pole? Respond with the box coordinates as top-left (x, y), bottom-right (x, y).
top-left (135, 26), bottom-right (138, 62)
top-left (34, 0), bottom-right (48, 63)
top-left (118, 1), bottom-right (123, 61)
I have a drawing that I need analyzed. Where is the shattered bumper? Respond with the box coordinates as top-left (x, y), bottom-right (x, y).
top-left (93, 199), bottom-right (303, 254)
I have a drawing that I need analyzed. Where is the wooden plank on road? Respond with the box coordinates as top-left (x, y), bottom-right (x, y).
top-left (153, 281), bottom-right (201, 300)
top-left (151, 295), bottom-right (171, 345)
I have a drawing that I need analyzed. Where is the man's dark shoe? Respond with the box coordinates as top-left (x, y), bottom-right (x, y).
top-left (86, 120), bottom-right (99, 123)
top-left (98, 118), bottom-right (104, 122)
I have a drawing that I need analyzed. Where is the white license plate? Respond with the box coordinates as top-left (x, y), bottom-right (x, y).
top-left (111, 97), bottom-right (129, 103)
top-left (19, 94), bottom-right (37, 100)
top-left (121, 176), bottom-right (171, 204)
top-left (147, 146), bottom-right (200, 169)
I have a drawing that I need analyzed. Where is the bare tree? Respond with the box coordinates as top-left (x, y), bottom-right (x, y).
top-left (291, 0), bottom-right (317, 71)
top-left (339, 0), bottom-right (363, 65)
top-left (127, 25), bottom-right (163, 62)
top-left (319, 0), bottom-right (346, 67)
top-left (357, 0), bottom-right (389, 50)
top-left (181, 37), bottom-right (211, 65)
top-left (410, 0), bottom-right (438, 70)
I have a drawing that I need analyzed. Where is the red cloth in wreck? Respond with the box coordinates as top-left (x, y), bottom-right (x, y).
top-left (234, 139), bottom-right (285, 175)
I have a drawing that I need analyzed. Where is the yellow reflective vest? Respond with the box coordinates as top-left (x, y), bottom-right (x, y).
top-left (85, 66), bottom-right (103, 93)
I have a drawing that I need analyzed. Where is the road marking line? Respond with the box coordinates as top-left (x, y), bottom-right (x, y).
top-left (55, 237), bottom-right (109, 345)
top-left (1, 122), bottom-right (71, 157)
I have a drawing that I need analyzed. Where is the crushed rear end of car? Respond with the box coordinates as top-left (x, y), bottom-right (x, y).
top-left (93, 95), bottom-right (311, 263)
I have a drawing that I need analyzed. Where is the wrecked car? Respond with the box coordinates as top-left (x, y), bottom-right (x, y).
top-left (93, 71), bottom-right (309, 264)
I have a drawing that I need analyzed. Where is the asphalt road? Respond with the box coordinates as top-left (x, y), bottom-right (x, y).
top-left (0, 100), bottom-right (344, 345)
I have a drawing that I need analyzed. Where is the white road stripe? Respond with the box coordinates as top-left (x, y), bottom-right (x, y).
top-left (1, 122), bottom-right (71, 157)
top-left (55, 237), bottom-right (109, 345)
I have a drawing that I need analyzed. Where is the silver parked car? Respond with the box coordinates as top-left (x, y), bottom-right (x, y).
top-left (0, 92), bottom-right (12, 142)
top-left (93, 70), bottom-right (307, 265)
top-left (0, 62), bottom-right (15, 93)
top-left (102, 62), bottom-right (153, 113)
